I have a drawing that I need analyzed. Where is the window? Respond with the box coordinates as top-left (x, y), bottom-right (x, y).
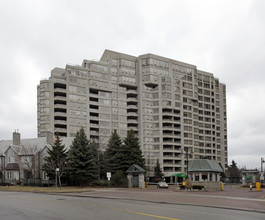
top-left (21, 156), bottom-right (32, 166)
top-left (8, 156), bottom-right (14, 163)
top-left (154, 137), bottom-right (160, 142)
top-left (43, 171), bottom-right (49, 180)
top-left (7, 171), bottom-right (12, 180)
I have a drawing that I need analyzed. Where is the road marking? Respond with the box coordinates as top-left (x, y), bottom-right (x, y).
top-left (114, 208), bottom-right (181, 220)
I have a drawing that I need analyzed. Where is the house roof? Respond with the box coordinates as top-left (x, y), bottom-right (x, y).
top-left (6, 163), bottom-right (20, 170)
top-left (0, 137), bottom-right (74, 155)
top-left (188, 159), bottom-right (223, 173)
top-left (126, 164), bottom-right (145, 174)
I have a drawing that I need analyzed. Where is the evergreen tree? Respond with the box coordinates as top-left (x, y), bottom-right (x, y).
top-left (227, 160), bottom-right (241, 183)
top-left (121, 129), bottom-right (145, 173)
top-left (90, 141), bottom-right (102, 183)
top-left (104, 130), bottom-right (123, 174)
top-left (67, 128), bottom-right (97, 186)
top-left (42, 134), bottom-right (67, 188)
top-left (154, 158), bottom-right (163, 179)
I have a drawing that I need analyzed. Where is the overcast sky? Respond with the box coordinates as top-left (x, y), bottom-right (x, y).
top-left (0, 0), bottom-right (264, 169)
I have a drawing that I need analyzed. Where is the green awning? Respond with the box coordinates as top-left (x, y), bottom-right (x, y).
top-left (171, 173), bottom-right (188, 178)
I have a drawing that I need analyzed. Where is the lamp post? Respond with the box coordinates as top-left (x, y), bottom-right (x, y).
top-left (181, 148), bottom-right (193, 179)
top-left (261, 158), bottom-right (265, 185)
top-left (55, 168), bottom-right (59, 192)
top-left (146, 154), bottom-right (153, 187)
top-left (0, 154), bottom-right (4, 185)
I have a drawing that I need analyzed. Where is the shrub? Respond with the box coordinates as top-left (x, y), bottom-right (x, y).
top-left (192, 185), bottom-right (204, 190)
top-left (93, 180), bottom-right (109, 187)
top-left (110, 171), bottom-right (128, 187)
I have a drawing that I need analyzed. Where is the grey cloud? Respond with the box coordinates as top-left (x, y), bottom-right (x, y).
top-left (0, 0), bottom-right (265, 168)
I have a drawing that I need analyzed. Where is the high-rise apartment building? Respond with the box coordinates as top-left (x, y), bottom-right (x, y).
top-left (37, 50), bottom-right (228, 179)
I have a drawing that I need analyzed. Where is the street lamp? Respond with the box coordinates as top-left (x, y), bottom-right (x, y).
top-left (55, 168), bottom-right (59, 192)
top-left (145, 154), bottom-right (153, 187)
top-left (0, 154), bottom-right (4, 185)
top-left (261, 158), bottom-right (265, 184)
top-left (181, 147), bottom-right (193, 179)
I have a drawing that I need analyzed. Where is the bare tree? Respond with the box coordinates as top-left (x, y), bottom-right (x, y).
top-left (20, 145), bottom-right (42, 184)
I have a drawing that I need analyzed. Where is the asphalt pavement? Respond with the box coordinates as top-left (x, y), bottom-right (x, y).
top-left (59, 184), bottom-right (265, 213)
top-left (0, 191), bottom-right (265, 220)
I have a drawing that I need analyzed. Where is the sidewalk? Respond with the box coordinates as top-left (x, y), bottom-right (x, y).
top-left (62, 184), bottom-right (265, 213)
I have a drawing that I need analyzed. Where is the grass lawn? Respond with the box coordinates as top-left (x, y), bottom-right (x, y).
top-left (0, 185), bottom-right (95, 193)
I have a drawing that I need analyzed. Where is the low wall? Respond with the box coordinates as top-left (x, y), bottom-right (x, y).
top-left (193, 181), bottom-right (222, 191)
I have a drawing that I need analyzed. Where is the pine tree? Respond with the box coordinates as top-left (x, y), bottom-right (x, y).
top-left (67, 128), bottom-right (97, 186)
top-left (90, 141), bottom-right (101, 183)
top-left (42, 134), bottom-right (67, 188)
top-left (154, 158), bottom-right (163, 179)
top-left (227, 160), bottom-right (240, 183)
top-left (121, 129), bottom-right (145, 173)
top-left (104, 130), bottom-right (123, 174)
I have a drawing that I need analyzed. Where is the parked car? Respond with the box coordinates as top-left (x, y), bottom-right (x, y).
top-left (157, 181), bottom-right (168, 189)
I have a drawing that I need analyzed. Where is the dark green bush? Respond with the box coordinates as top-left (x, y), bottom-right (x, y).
top-left (110, 171), bottom-right (128, 187)
top-left (192, 185), bottom-right (204, 190)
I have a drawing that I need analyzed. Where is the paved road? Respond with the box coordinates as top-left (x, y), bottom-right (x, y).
top-left (63, 184), bottom-right (265, 212)
top-left (0, 191), bottom-right (264, 220)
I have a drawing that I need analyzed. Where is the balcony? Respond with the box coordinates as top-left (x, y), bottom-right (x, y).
top-left (54, 83), bottom-right (66, 90)
top-left (118, 77), bottom-right (136, 87)
top-left (127, 112), bottom-right (138, 117)
top-left (54, 108), bottom-right (67, 113)
top-left (54, 92), bottom-right (66, 98)
top-left (89, 97), bottom-right (99, 103)
top-left (163, 161), bottom-right (174, 165)
top-left (128, 124), bottom-right (138, 129)
top-left (127, 119), bottom-right (138, 124)
top-left (54, 112), bottom-right (66, 117)
top-left (54, 88), bottom-right (66, 94)
top-left (163, 146), bottom-right (173, 150)
top-left (90, 130), bottom-right (99, 135)
top-left (54, 128), bottom-right (67, 133)
top-left (54, 100), bottom-right (66, 105)
top-left (143, 74), bottom-right (158, 87)
top-left (174, 139), bottom-right (181, 144)
top-left (54, 120), bottom-right (67, 124)
top-left (163, 153), bottom-right (174, 158)
top-left (127, 104), bottom-right (138, 109)
top-left (163, 125), bottom-right (173, 129)
top-left (173, 125), bottom-right (181, 131)
top-left (89, 116), bottom-right (99, 120)
top-left (90, 120), bottom-right (99, 127)
top-left (163, 139), bottom-right (174, 144)
top-left (162, 118), bottom-right (173, 123)
top-left (127, 89), bottom-right (137, 95)
top-left (54, 104), bottom-right (67, 109)
top-left (127, 97), bottom-right (137, 102)
top-left (127, 100), bottom-right (138, 106)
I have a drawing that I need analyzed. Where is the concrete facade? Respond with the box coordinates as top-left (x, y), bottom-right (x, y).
top-left (37, 49), bottom-right (228, 178)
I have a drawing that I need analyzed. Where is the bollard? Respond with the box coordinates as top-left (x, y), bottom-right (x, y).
top-left (221, 182), bottom-right (223, 191)
top-left (256, 182), bottom-right (261, 191)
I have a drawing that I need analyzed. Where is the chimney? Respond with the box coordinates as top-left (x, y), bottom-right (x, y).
top-left (13, 131), bottom-right (21, 146)
top-left (46, 132), bottom-right (54, 145)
